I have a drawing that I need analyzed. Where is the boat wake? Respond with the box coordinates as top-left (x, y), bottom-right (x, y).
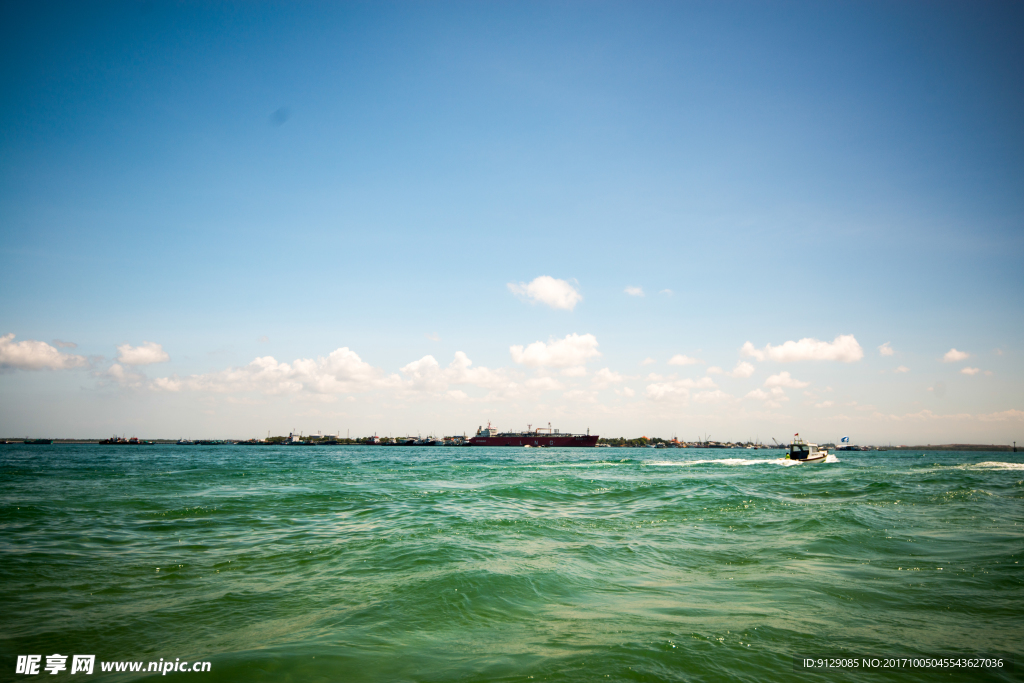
top-left (966, 461), bottom-right (1024, 471)
top-left (646, 454), bottom-right (840, 467)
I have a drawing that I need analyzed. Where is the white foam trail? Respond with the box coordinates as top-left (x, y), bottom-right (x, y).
top-left (647, 458), bottom-right (799, 467)
top-left (969, 461), bottom-right (1024, 471)
top-left (646, 453), bottom-right (840, 467)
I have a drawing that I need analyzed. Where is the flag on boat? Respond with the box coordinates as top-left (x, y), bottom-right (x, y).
top-left (841, 436), bottom-right (850, 443)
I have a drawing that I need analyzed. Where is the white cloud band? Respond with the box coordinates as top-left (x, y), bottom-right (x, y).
top-left (741, 334), bottom-right (863, 363)
top-left (0, 333), bottom-right (87, 371)
top-left (153, 347), bottom-right (392, 395)
top-left (510, 333), bottom-right (600, 369)
top-left (507, 276), bottom-right (582, 311)
top-left (116, 341), bottom-right (170, 365)
top-left (943, 348), bottom-right (969, 362)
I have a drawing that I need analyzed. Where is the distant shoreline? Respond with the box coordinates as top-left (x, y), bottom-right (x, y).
top-left (886, 444), bottom-right (1018, 452)
top-left (0, 439), bottom-right (1018, 452)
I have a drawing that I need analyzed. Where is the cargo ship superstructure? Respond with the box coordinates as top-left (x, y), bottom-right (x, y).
top-left (469, 422), bottom-right (599, 447)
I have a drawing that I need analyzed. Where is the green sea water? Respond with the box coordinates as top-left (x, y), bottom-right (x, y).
top-left (1, 445), bottom-right (1021, 682)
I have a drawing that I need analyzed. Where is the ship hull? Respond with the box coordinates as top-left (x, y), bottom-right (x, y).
top-left (469, 434), bottom-right (599, 447)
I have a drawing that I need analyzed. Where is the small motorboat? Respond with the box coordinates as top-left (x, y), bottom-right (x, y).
top-left (787, 434), bottom-right (828, 464)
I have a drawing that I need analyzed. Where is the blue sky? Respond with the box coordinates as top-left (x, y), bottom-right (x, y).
top-left (1, 1), bottom-right (1022, 443)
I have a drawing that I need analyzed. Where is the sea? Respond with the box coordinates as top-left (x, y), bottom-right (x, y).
top-left (1, 444), bottom-right (1021, 682)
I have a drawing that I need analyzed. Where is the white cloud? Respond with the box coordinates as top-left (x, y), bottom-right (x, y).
top-left (617, 387), bottom-right (636, 397)
top-left (644, 376), bottom-right (717, 402)
top-left (444, 351), bottom-right (508, 389)
top-left (510, 333), bottom-right (600, 368)
top-left (624, 286), bottom-right (644, 297)
top-left (868, 408), bottom-right (1024, 423)
top-left (659, 289), bottom-right (673, 295)
top-left (727, 361), bottom-right (755, 378)
top-left (764, 371), bottom-right (810, 389)
top-left (960, 367), bottom-right (980, 375)
top-left (153, 347), bottom-right (392, 395)
top-left (879, 342), bottom-right (894, 356)
top-left (257, 335), bottom-right (269, 343)
top-left (563, 389), bottom-right (598, 403)
top-left (708, 363), bottom-right (754, 378)
top-left (154, 357), bottom-right (301, 394)
top-left (894, 365), bottom-right (910, 373)
top-left (815, 400), bottom-right (835, 408)
top-left (744, 386), bottom-right (788, 408)
top-left (739, 342), bottom-right (764, 361)
top-left (102, 363), bottom-right (146, 388)
top-left (592, 367), bottom-right (625, 389)
top-left (561, 366), bottom-right (588, 377)
top-left (52, 339), bottom-right (77, 349)
top-left (644, 383), bottom-right (688, 402)
top-left (0, 333), bottom-right (87, 371)
top-left (525, 377), bottom-right (563, 391)
top-left (401, 351), bottom-right (510, 393)
top-left (400, 355), bottom-right (448, 392)
top-left (294, 348), bottom-right (389, 394)
top-left (116, 341), bottom-right (169, 365)
top-left (668, 354), bottom-right (699, 366)
top-left (641, 357), bottom-right (655, 366)
top-left (694, 389), bottom-right (732, 404)
top-left (150, 376), bottom-right (183, 391)
top-left (977, 409), bottom-right (1024, 422)
top-left (507, 276), bottom-right (582, 311)
top-left (741, 334), bottom-right (863, 363)
top-left (425, 332), bottom-right (440, 341)
top-left (943, 348), bottom-right (970, 362)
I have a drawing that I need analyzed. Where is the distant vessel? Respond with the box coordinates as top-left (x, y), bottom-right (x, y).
top-left (100, 436), bottom-right (153, 445)
top-left (787, 434), bottom-right (828, 463)
top-left (177, 438), bottom-right (194, 445)
top-left (469, 422), bottom-right (599, 447)
top-left (23, 439), bottom-right (52, 445)
top-left (835, 436), bottom-right (870, 451)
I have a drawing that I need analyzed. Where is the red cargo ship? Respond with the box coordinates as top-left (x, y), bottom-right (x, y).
top-left (468, 422), bottom-right (599, 447)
